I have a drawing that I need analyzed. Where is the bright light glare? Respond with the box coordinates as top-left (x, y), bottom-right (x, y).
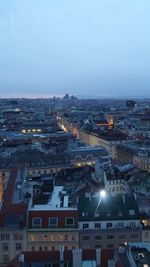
top-left (100, 190), bottom-right (106, 198)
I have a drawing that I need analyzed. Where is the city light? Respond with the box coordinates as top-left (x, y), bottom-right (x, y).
top-left (100, 190), bottom-right (106, 198)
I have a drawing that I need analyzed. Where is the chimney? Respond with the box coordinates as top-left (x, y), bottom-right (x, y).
top-left (108, 259), bottom-right (116, 267)
top-left (73, 248), bottom-right (82, 267)
top-left (59, 245), bottom-right (64, 264)
top-left (122, 194), bottom-right (125, 204)
top-left (96, 248), bottom-right (101, 267)
top-left (18, 253), bottom-right (24, 267)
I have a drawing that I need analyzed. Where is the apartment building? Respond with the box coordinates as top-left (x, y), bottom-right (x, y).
top-left (0, 166), bottom-right (28, 265)
top-left (78, 192), bottom-right (142, 250)
top-left (27, 186), bottom-right (79, 252)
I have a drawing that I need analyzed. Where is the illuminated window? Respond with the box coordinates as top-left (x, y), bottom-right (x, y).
top-left (58, 234), bottom-right (63, 241)
top-left (30, 234), bottom-right (36, 241)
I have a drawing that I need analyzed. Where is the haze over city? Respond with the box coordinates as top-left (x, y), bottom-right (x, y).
top-left (0, 0), bottom-right (150, 98)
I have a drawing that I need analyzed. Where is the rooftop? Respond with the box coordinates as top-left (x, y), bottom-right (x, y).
top-left (30, 186), bottom-right (77, 211)
top-left (78, 193), bottom-right (140, 221)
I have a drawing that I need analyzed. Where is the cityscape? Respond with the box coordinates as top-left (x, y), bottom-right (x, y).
top-left (1, 0), bottom-right (150, 266)
top-left (0, 96), bottom-right (150, 266)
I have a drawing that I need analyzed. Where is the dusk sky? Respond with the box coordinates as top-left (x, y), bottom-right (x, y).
top-left (0, 0), bottom-right (150, 98)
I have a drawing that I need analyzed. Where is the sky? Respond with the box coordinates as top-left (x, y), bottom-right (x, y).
top-left (0, 0), bottom-right (150, 98)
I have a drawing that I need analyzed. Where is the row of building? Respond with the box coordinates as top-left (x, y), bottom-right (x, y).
top-left (0, 165), bottom-right (150, 265)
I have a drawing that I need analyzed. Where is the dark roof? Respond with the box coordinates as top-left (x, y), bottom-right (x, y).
top-left (0, 166), bottom-right (27, 228)
top-left (11, 149), bottom-right (71, 168)
top-left (7, 249), bottom-right (114, 267)
top-left (78, 193), bottom-right (140, 221)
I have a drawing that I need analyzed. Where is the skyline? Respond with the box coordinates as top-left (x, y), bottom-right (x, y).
top-left (0, 0), bottom-right (150, 98)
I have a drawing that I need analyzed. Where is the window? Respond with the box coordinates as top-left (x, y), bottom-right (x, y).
top-left (14, 233), bottom-right (23, 240)
top-left (65, 217), bottom-right (74, 227)
top-left (43, 235), bottom-right (48, 240)
top-left (118, 222), bottom-right (124, 228)
top-left (95, 223), bottom-right (101, 229)
top-left (30, 234), bottom-right (36, 241)
top-left (95, 235), bottom-right (102, 240)
top-left (83, 235), bottom-right (90, 241)
top-left (130, 222), bottom-right (136, 228)
top-left (107, 235), bottom-right (114, 240)
top-left (49, 217), bottom-right (58, 228)
top-left (72, 235), bottom-right (76, 241)
top-left (16, 243), bottom-right (22, 251)
top-left (44, 246), bottom-right (48, 251)
top-left (107, 244), bottom-right (114, 249)
top-left (52, 246), bottom-right (55, 251)
top-left (106, 223), bottom-right (112, 228)
top-left (106, 212), bottom-right (111, 217)
top-left (95, 245), bottom-right (101, 248)
top-left (144, 232), bottom-right (149, 238)
top-left (3, 243), bottom-right (8, 251)
top-left (39, 246), bottom-right (42, 251)
top-left (31, 247), bottom-right (35, 251)
top-left (129, 210), bottom-right (135, 216)
top-left (1, 234), bottom-right (9, 241)
top-left (75, 156), bottom-right (82, 162)
top-left (119, 235), bottom-right (126, 239)
top-left (32, 217), bottom-right (42, 227)
top-left (3, 255), bottom-right (9, 263)
top-left (86, 155), bottom-right (93, 160)
top-left (65, 246), bottom-right (68, 250)
top-left (64, 235), bottom-right (68, 241)
top-left (131, 233), bottom-right (139, 239)
top-left (83, 223), bottom-right (89, 229)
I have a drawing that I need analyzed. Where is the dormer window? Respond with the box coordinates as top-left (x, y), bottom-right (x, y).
top-left (129, 210), bottom-right (135, 216)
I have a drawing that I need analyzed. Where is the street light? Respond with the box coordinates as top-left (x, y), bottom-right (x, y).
top-left (94, 190), bottom-right (107, 217)
top-left (100, 190), bottom-right (106, 198)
